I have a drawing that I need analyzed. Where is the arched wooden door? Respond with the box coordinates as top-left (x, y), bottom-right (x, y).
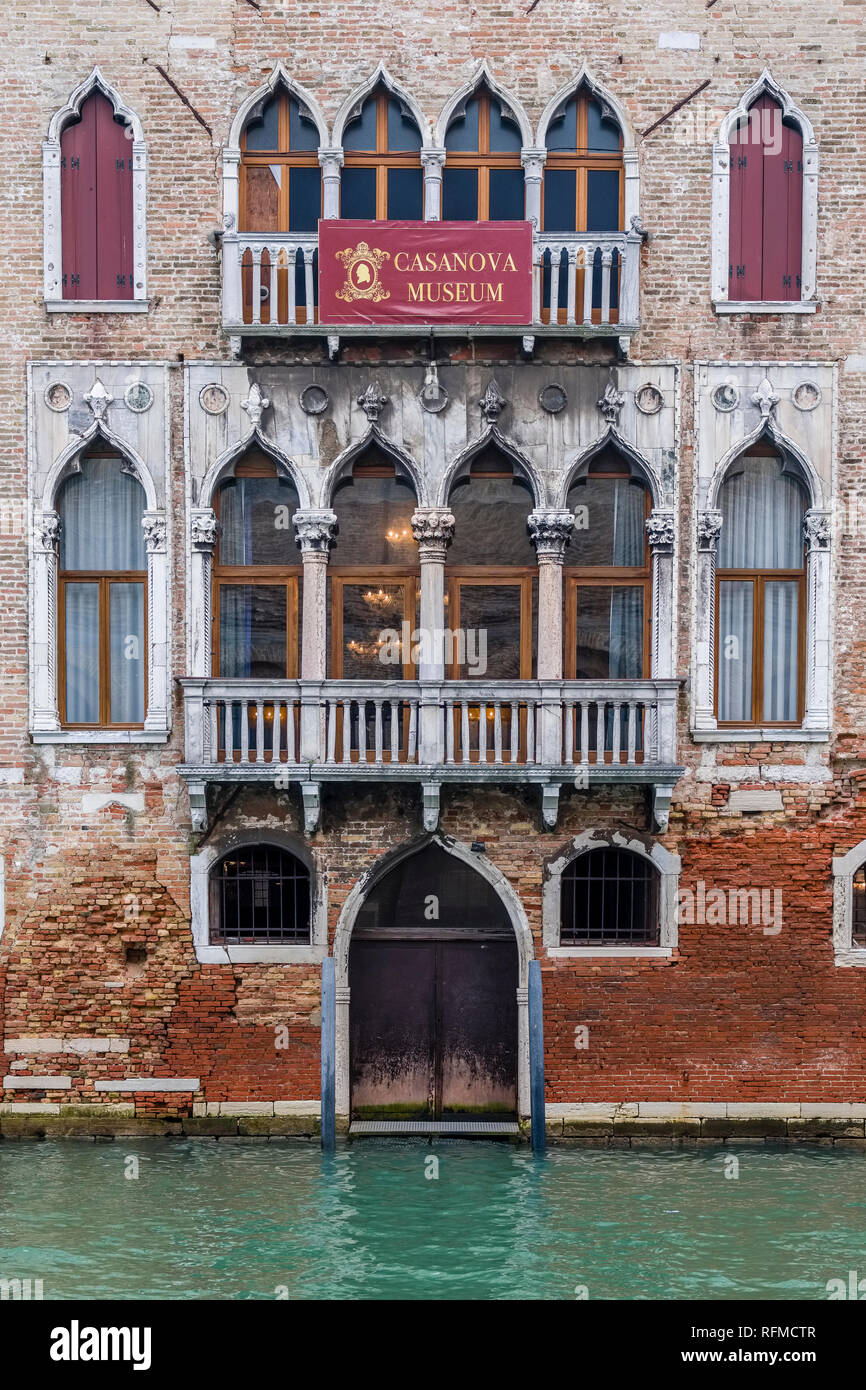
top-left (349, 845), bottom-right (518, 1119)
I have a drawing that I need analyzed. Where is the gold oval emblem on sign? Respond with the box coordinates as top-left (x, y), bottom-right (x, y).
top-left (335, 241), bottom-right (391, 302)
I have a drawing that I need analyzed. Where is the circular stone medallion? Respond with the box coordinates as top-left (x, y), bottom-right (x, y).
top-left (299, 384), bottom-right (330, 416)
top-left (124, 381), bottom-right (154, 413)
top-left (199, 383), bottom-right (230, 415)
top-left (44, 381), bottom-right (72, 412)
top-left (538, 383), bottom-right (567, 414)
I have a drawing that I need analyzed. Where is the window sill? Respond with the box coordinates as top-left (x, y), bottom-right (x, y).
top-left (546, 946), bottom-right (674, 959)
top-left (691, 728), bottom-right (830, 743)
top-left (31, 729), bottom-right (171, 745)
top-left (44, 299), bottom-right (149, 315)
top-left (195, 944), bottom-right (327, 965)
top-left (713, 299), bottom-right (818, 316)
top-left (834, 950), bottom-right (866, 969)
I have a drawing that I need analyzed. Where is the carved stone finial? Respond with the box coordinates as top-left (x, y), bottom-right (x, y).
top-left (411, 507), bottom-right (456, 562)
top-left (751, 375), bottom-right (779, 420)
top-left (804, 509), bottom-right (831, 553)
top-left (528, 509), bottom-right (575, 562)
top-left (597, 381), bottom-right (626, 424)
top-left (478, 379), bottom-right (507, 424)
top-left (646, 509), bottom-right (675, 553)
top-left (357, 382), bottom-right (388, 423)
top-left (141, 513), bottom-right (166, 554)
top-left (293, 509), bottom-right (338, 554)
top-left (84, 378), bottom-right (114, 421)
top-left (697, 508), bottom-right (724, 552)
top-left (241, 382), bottom-right (270, 428)
top-left (37, 510), bottom-right (61, 553)
top-left (190, 509), bottom-right (220, 551)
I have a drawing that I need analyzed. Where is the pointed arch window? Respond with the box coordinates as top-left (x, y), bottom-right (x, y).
top-left (715, 450), bottom-right (806, 725)
top-left (58, 453), bottom-right (147, 728)
top-left (728, 95), bottom-right (803, 302)
top-left (340, 86), bottom-right (423, 220)
top-left (442, 85), bottom-right (524, 221)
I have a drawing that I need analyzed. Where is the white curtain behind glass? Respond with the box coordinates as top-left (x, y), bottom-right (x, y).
top-left (59, 456), bottom-right (146, 570)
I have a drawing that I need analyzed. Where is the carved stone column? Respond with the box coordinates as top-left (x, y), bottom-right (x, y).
top-left (694, 508), bottom-right (723, 731)
top-left (32, 509), bottom-right (61, 732)
top-left (318, 148), bottom-right (344, 220)
top-left (141, 511), bottom-right (169, 733)
top-left (529, 509), bottom-right (573, 770)
top-left (295, 510), bottom-right (337, 765)
top-left (190, 508), bottom-right (219, 678)
top-left (411, 507), bottom-right (455, 680)
top-left (420, 148), bottom-right (446, 221)
top-left (521, 147), bottom-right (547, 231)
top-left (646, 508), bottom-right (675, 680)
top-left (803, 509), bottom-right (832, 732)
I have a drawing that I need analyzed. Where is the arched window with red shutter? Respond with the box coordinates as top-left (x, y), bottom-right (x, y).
top-left (44, 70), bottom-right (146, 311)
top-left (727, 94), bottom-right (805, 303)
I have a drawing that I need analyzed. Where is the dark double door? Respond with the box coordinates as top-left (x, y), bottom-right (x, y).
top-left (349, 936), bottom-right (518, 1119)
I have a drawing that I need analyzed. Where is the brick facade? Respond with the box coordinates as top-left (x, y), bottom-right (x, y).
top-left (1, 0), bottom-right (865, 1132)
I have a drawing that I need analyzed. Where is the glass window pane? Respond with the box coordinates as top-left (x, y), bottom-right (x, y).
top-left (442, 167), bottom-right (478, 220)
top-left (343, 98), bottom-right (377, 151)
top-left (575, 586), bottom-right (643, 679)
top-left (387, 98), bottom-right (421, 151)
top-left (288, 167), bottom-right (321, 231)
top-left (342, 583), bottom-right (408, 678)
top-left (340, 166), bottom-right (377, 219)
top-left (445, 97), bottom-right (479, 152)
top-left (219, 585), bottom-right (288, 679)
top-left (447, 473), bottom-right (535, 566)
top-left (288, 97), bottom-right (318, 151)
top-left (64, 583), bottom-right (100, 724)
top-left (244, 96), bottom-right (280, 151)
top-left (243, 165), bottom-right (280, 230)
top-left (586, 169), bottom-right (620, 231)
top-left (544, 169), bottom-right (576, 231)
top-left (387, 167), bottom-right (423, 220)
top-left (109, 582), bottom-right (145, 724)
top-left (763, 581), bottom-right (799, 722)
top-left (718, 580), bottom-right (754, 722)
top-left (717, 457), bottom-right (805, 569)
top-left (489, 103), bottom-right (522, 153)
top-left (587, 99), bottom-right (622, 151)
top-left (456, 585), bottom-right (521, 679)
top-left (332, 474), bottom-right (417, 566)
top-left (489, 168), bottom-right (525, 220)
top-left (545, 98), bottom-right (577, 152)
top-left (59, 457), bottom-right (146, 571)
top-left (565, 477), bottom-right (646, 566)
top-left (218, 476), bottom-right (299, 566)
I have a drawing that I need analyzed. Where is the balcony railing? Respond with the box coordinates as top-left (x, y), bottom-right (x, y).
top-left (180, 677), bottom-right (678, 771)
top-left (221, 230), bottom-right (639, 336)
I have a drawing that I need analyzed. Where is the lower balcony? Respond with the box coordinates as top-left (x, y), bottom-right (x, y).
top-left (179, 677), bottom-right (682, 834)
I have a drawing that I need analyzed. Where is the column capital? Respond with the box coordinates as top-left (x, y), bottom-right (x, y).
top-left (142, 510), bottom-right (167, 555)
top-left (318, 146), bottom-right (344, 172)
top-left (646, 507), bottom-right (675, 554)
top-left (420, 146), bottom-right (447, 170)
top-left (412, 507), bottom-right (455, 561)
top-left (190, 507), bottom-right (220, 552)
top-left (294, 508), bottom-right (337, 554)
top-left (804, 508), bottom-right (832, 553)
top-left (521, 146), bottom-right (548, 179)
top-left (35, 508), bottom-right (61, 554)
top-left (528, 508), bottom-right (574, 562)
top-left (697, 508), bottom-right (723, 553)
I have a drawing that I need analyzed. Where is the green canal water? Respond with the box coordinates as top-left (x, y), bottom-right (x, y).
top-left (0, 1140), bottom-right (864, 1300)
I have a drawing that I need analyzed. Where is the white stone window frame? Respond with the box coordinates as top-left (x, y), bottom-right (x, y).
top-left (543, 830), bottom-right (681, 959)
top-left (43, 67), bottom-right (148, 313)
top-left (693, 419), bottom-right (830, 743)
top-left (191, 830), bottom-right (327, 965)
top-left (711, 70), bottom-right (818, 316)
top-left (31, 418), bottom-right (171, 745)
top-left (832, 841), bottom-right (866, 968)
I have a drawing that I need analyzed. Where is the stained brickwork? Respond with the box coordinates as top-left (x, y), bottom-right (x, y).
top-left (1, 1), bottom-right (865, 1120)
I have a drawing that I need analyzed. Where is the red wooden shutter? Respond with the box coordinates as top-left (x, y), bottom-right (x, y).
top-left (60, 96), bottom-right (98, 299)
top-left (60, 92), bottom-right (133, 302)
top-left (728, 103), bottom-right (765, 301)
top-left (761, 104), bottom-right (803, 300)
top-left (783, 121), bottom-right (804, 300)
top-left (95, 97), bottom-right (134, 300)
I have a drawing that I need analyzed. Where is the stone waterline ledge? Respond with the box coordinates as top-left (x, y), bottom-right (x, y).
top-left (0, 1101), bottom-right (865, 1141)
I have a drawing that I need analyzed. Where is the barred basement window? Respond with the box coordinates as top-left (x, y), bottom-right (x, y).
top-left (560, 847), bottom-right (658, 945)
top-left (212, 846), bottom-right (311, 945)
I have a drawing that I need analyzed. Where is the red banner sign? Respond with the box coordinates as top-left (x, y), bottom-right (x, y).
top-left (318, 220), bottom-right (533, 325)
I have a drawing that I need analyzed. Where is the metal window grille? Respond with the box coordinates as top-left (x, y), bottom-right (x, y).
top-left (853, 867), bottom-right (866, 948)
top-left (560, 847), bottom-right (658, 945)
top-left (214, 846), bottom-right (311, 945)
